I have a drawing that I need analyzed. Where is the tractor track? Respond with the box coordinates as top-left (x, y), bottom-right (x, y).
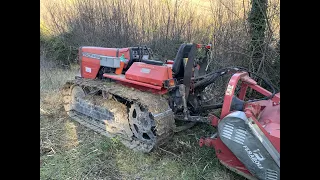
top-left (62, 78), bottom-right (175, 152)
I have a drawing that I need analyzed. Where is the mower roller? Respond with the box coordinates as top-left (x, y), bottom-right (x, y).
top-left (62, 43), bottom-right (280, 180)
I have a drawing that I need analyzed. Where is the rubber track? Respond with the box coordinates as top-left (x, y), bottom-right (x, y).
top-left (62, 78), bottom-right (175, 152)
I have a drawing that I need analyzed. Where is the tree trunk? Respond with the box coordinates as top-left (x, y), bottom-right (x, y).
top-left (248, 0), bottom-right (268, 72)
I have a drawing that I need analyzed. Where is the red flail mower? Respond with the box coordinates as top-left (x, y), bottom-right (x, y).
top-left (62, 43), bottom-right (279, 180)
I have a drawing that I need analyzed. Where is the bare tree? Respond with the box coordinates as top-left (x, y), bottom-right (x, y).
top-left (248, 0), bottom-right (268, 73)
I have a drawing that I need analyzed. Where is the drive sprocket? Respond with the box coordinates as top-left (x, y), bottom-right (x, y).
top-left (62, 78), bottom-right (175, 152)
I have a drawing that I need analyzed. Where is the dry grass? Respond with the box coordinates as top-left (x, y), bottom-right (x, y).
top-left (40, 60), bottom-right (245, 180)
top-left (40, 55), bottom-right (79, 94)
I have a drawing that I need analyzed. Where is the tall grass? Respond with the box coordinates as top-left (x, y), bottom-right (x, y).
top-left (40, 55), bottom-right (79, 93)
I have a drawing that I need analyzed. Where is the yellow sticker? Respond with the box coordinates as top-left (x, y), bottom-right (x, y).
top-left (226, 85), bottom-right (234, 96)
top-left (183, 58), bottom-right (188, 67)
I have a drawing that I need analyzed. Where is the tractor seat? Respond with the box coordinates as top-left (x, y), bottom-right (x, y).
top-left (172, 43), bottom-right (194, 78)
top-left (141, 59), bottom-right (164, 66)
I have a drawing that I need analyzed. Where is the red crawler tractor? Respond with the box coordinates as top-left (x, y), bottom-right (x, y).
top-left (62, 43), bottom-right (280, 180)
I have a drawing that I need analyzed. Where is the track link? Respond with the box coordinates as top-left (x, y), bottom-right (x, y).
top-left (62, 78), bottom-right (175, 152)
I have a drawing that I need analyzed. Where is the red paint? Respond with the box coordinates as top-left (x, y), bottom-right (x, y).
top-left (221, 72), bottom-right (248, 118)
top-left (80, 46), bottom-right (131, 79)
top-left (200, 72), bottom-right (280, 178)
top-left (196, 44), bottom-right (212, 49)
top-left (118, 48), bottom-right (130, 59)
top-left (166, 60), bottom-right (174, 64)
top-left (79, 47), bottom-right (83, 77)
top-left (125, 62), bottom-right (173, 86)
top-left (199, 137), bottom-right (253, 176)
top-left (208, 114), bottom-right (220, 127)
top-left (244, 101), bottom-right (280, 152)
top-left (118, 81), bottom-right (168, 95)
top-left (241, 75), bottom-right (257, 85)
top-left (103, 73), bottom-right (163, 90)
top-left (81, 46), bottom-right (130, 59)
top-left (249, 85), bottom-right (280, 103)
top-left (238, 83), bottom-right (248, 100)
top-left (102, 74), bottom-right (168, 94)
top-left (81, 57), bottom-right (101, 79)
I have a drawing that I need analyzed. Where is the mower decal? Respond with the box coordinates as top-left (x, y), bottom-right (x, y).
top-left (85, 67), bottom-right (92, 73)
top-left (234, 129), bottom-right (247, 144)
top-left (253, 149), bottom-right (266, 161)
top-left (221, 124), bottom-right (249, 145)
top-left (226, 85), bottom-right (234, 96)
top-left (243, 145), bottom-right (264, 169)
top-left (82, 52), bottom-right (101, 60)
top-left (221, 123), bottom-right (234, 140)
top-left (140, 68), bottom-right (151, 74)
